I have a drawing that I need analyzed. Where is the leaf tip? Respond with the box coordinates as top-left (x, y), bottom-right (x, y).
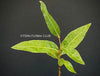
top-left (11, 44), bottom-right (19, 50)
top-left (88, 23), bottom-right (92, 27)
top-left (78, 60), bottom-right (85, 65)
top-left (39, 0), bottom-right (42, 3)
top-left (71, 68), bottom-right (77, 74)
top-left (80, 58), bottom-right (86, 65)
top-left (74, 71), bottom-right (77, 74)
top-left (89, 22), bottom-right (92, 25)
top-left (78, 58), bottom-right (86, 65)
top-left (39, 0), bottom-right (45, 5)
top-left (86, 23), bottom-right (92, 29)
top-left (39, 0), bottom-right (44, 8)
top-left (82, 61), bottom-right (86, 65)
top-left (11, 45), bottom-right (16, 50)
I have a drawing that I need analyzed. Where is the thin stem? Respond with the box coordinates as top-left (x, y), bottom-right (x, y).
top-left (58, 36), bottom-right (61, 76)
top-left (58, 36), bottom-right (61, 59)
top-left (59, 66), bottom-right (61, 76)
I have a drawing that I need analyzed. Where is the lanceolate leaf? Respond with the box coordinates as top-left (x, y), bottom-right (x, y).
top-left (11, 40), bottom-right (59, 59)
top-left (40, 1), bottom-right (60, 37)
top-left (64, 60), bottom-right (76, 74)
top-left (62, 23), bottom-right (91, 48)
top-left (58, 58), bottom-right (76, 74)
top-left (62, 47), bottom-right (85, 65)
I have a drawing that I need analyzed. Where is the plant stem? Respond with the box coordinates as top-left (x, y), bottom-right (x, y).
top-left (58, 36), bottom-right (61, 76)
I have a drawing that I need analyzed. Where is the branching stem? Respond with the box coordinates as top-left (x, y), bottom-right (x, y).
top-left (58, 36), bottom-right (61, 76)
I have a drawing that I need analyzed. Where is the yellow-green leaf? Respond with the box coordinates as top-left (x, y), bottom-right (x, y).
top-left (64, 59), bottom-right (76, 74)
top-left (62, 23), bottom-right (91, 48)
top-left (62, 47), bottom-right (85, 65)
top-left (58, 58), bottom-right (76, 74)
top-left (11, 40), bottom-right (59, 59)
top-left (40, 1), bottom-right (60, 37)
top-left (58, 58), bottom-right (65, 66)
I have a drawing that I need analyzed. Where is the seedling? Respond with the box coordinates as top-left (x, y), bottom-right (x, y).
top-left (11, 1), bottom-right (91, 76)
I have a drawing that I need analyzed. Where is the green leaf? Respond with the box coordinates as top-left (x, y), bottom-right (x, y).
top-left (58, 58), bottom-right (76, 74)
top-left (11, 40), bottom-right (59, 59)
top-left (62, 23), bottom-right (91, 48)
top-left (58, 58), bottom-right (64, 66)
top-left (47, 52), bottom-right (59, 59)
top-left (40, 1), bottom-right (60, 37)
top-left (62, 47), bottom-right (85, 65)
top-left (64, 59), bottom-right (76, 74)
